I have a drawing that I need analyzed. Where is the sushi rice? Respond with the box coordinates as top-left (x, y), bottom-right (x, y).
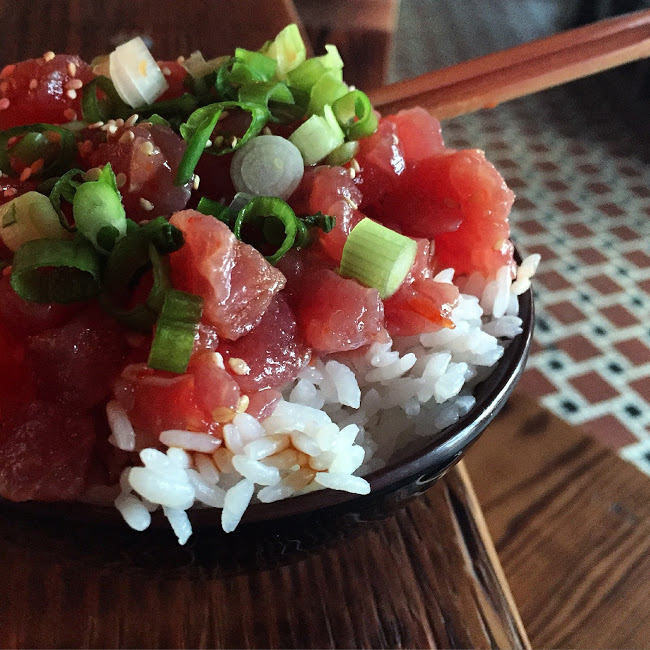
top-left (106, 255), bottom-right (539, 544)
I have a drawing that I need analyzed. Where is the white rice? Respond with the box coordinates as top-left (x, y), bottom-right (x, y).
top-left (108, 257), bottom-right (537, 543)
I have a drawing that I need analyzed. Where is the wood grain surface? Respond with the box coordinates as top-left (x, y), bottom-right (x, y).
top-left (466, 392), bottom-right (650, 649)
top-left (0, 461), bottom-right (529, 649)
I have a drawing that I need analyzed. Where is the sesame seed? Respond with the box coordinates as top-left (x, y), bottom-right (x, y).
top-left (218, 111), bottom-right (230, 121)
top-left (348, 166), bottom-right (356, 179)
top-left (29, 78), bottom-right (38, 90)
top-left (176, 55), bottom-right (186, 64)
top-left (211, 407), bottom-right (235, 424)
top-left (124, 114), bottom-right (139, 127)
top-left (391, 134), bottom-right (399, 145)
top-left (204, 139), bottom-right (212, 148)
top-left (0, 64), bottom-right (15, 78)
top-left (350, 158), bottom-right (360, 173)
top-left (115, 118), bottom-right (125, 128)
top-left (192, 174), bottom-right (200, 190)
top-left (63, 108), bottom-right (78, 121)
top-left (43, 51), bottom-right (55, 62)
top-left (115, 172), bottom-right (127, 188)
top-left (228, 358), bottom-right (250, 376)
top-left (66, 89), bottom-right (77, 100)
top-left (83, 167), bottom-right (102, 182)
top-left (211, 352), bottom-right (226, 370)
top-left (3, 188), bottom-right (17, 198)
top-left (119, 130), bottom-right (135, 144)
top-left (140, 141), bottom-right (155, 155)
top-left (30, 158), bottom-right (44, 174)
top-left (65, 78), bottom-right (83, 90)
top-left (107, 124), bottom-right (118, 134)
top-left (346, 197), bottom-right (359, 210)
top-left (19, 167), bottom-right (32, 182)
top-left (139, 198), bottom-right (154, 211)
top-left (0, 98), bottom-right (9, 111)
top-left (236, 395), bottom-right (250, 414)
top-left (229, 136), bottom-right (238, 148)
top-left (213, 135), bottom-right (224, 147)
top-left (262, 126), bottom-right (272, 135)
top-left (67, 61), bottom-right (77, 77)
top-left (88, 121), bottom-right (104, 129)
top-left (162, 66), bottom-right (172, 76)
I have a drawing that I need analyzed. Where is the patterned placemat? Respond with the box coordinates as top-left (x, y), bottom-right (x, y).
top-left (440, 73), bottom-right (650, 473)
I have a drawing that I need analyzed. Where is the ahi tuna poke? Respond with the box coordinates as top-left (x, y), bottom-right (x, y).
top-left (0, 26), bottom-right (539, 543)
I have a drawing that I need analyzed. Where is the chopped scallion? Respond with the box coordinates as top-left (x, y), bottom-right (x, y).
top-left (288, 105), bottom-right (344, 165)
top-left (332, 90), bottom-right (378, 140)
top-left (147, 289), bottom-right (204, 374)
top-left (81, 76), bottom-right (131, 123)
top-left (339, 218), bottom-right (417, 299)
top-left (10, 238), bottom-right (102, 303)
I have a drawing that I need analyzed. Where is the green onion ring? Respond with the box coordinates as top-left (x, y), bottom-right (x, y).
top-left (147, 289), bottom-right (204, 374)
top-left (237, 81), bottom-right (294, 123)
top-left (10, 238), bottom-right (101, 303)
top-left (175, 101), bottom-right (268, 185)
top-left (81, 76), bottom-right (131, 123)
top-left (49, 168), bottom-right (85, 232)
top-left (234, 196), bottom-right (298, 265)
top-left (332, 90), bottom-right (378, 140)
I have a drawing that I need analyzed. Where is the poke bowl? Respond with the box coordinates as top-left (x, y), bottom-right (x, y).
top-left (0, 26), bottom-right (538, 572)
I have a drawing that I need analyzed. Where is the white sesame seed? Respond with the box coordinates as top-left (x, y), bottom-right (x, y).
top-left (346, 197), bottom-right (359, 210)
top-left (83, 167), bottom-right (102, 182)
top-left (0, 98), bottom-right (10, 110)
top-left (88, 121), bottom-right (104, 129)
top-left (262, 127), bottom-right (272, 135)
top-left (204, 139), bottom-right (212, 148)
top-left (63, 108), bottom-right (77, 121)
top-left (236, 395), bottom-right (250, 414)
top-left (350, 158), bottom-right (360, 173)
top-left (107, 124), bottom-right (118, 134)
top-left (65, 78), bottom-right (83, 90)
top-left (116, 172), bottom-right (127, 188)
top-left (229, 136), bottom-right (238, 148)
top-left (119, 130), bottom-right (135, 144)
top-left (162, 66), bottom-right (172, 76)
top-left (176, 56), bottom-right (185, 64)
top-left (140, 141), bottom-right (155, 156)
top-left (67, 61), bottom-right (77, 77)
top-left (66, 89), bottom-right (77, 100)
top-left (115, 118), bottom-right (125, 128)
top-left (348, 166), bottom-right (356, 179)
top-left (125, 114), bottom-right (139, 127)
top-left (213, 135), bottom-right (224, 147)
top-left (29, 78), bottom-right (38, 90)
top-left (43, 51), bottom-right (55, 62)
top-left (192, 174), bottom-right (200, 190)
top-left (139, 198), bottom-right (154, 211)
top-left (391, 134), bottom-right (399, 145)
top-left (228, 358), bottom-right (251, 376)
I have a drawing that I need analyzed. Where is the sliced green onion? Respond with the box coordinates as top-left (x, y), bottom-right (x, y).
top-left (138, 93), bottom-right (198, 120)
top-left (49, 168), bottom-right (84, 232)
top-left (101, 243), bottom-right (171, 331)
top-left (234, 196), bottom-right (298, 264)
top-left (232, 48), bottom-right (277, 83)
top-left (182, 51), bottom-right (229, 79)
top-left (8, 132), bottom-right (56, 167)
top-left (139, 216), bottom-right (185, 254)
top-left (286, 44), bottom-right (343, 92)
top-left (264, 24), bottom-right (307, 79)
top-left (339, 218), bottom-right (418, 299)
top-left (324, 140), bottom-right (359, 166)
top-left (237, 81), bottom-right (294, 120)
top-left (0, 191), bottom-right (73, 252)
top-left (81, 76), bottom-right (131, 123)
top-left (332, 90), bottom-right (378, 140)
top-left (73, 165), bottom-right (127, 253)
top-left (10, 238), bottom-right (102, 303)
top-left (308, 72), bottom-right (348, 116)
top-left (288, 104), bottom-right (344, 165)
top-left (176, 101), bottom-right (268, 184)
top-left (196, 196), bottom-right (235, 226)
top-left (0, 124), bottom-right (76, 179)
top-left (148, 289), bottom-right (204, 373)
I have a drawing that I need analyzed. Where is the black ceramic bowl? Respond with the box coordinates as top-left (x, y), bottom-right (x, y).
top-left (1, 276), bottom-right (533, 576)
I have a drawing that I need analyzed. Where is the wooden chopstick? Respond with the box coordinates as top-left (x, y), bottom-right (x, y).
top-left (367, 9), bottom-right (650, 119)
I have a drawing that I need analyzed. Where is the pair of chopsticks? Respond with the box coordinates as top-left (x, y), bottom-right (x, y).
top-left (368, 9), bottom-right (650, 119)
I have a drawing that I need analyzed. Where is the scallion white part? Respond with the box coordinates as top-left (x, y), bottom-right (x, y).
top-left (265, 24), bottom-right (306, 79)
top-left (288, 105), bottom-right (344, 165)
top-left (109, 37), bottom-right (169, 108)
top-left (181, 50), bottom-right (228, 79)
top-left (230, 135), bottom-right (304, 199)
top-left (339, 218), bottom-right (418, 299)
top-left (0, 191), bottom-right (72, 252)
